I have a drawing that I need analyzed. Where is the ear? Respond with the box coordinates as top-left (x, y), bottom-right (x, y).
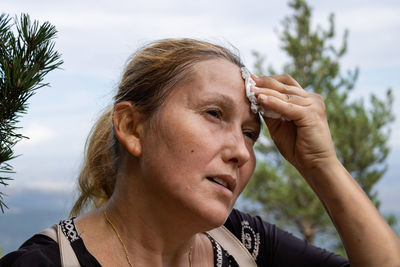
top-left (112, 101), bottom-right (144, 157)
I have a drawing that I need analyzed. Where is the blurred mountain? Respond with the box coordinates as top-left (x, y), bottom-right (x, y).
top-left (0, 188), bottom-right (72, 255)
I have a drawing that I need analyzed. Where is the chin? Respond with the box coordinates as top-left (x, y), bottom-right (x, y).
top-left (197, 202), bottom-right (233, 231)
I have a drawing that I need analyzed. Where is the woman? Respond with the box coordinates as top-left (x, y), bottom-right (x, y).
top-left (1, 39), bottom-right (399, 266)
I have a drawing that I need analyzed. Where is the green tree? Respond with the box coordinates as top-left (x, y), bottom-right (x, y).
top-left (0, 13), bottom-right (63, 212)
top-left (243, 0), bottom-right (395, 252)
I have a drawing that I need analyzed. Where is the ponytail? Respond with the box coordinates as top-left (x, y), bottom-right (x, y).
top-left (70, 107), bottom-right (117, 217)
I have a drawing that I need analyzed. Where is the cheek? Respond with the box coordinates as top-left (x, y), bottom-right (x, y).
top-left (151, 123), bottom-right (213, 176)
top-left (238, 151), bottom-right (256, 192)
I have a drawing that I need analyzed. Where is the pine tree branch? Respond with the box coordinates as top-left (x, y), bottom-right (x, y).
top-left (0, 13), bottom-right (63, 212)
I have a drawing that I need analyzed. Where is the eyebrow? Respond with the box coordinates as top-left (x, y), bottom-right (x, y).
top-left (204, 92), bottom-right (235, 107)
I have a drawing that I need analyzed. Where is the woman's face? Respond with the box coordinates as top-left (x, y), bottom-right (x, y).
top-left (138, 59), bottom-right (260, 227)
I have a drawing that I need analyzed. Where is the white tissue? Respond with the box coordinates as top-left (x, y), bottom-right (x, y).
top-left (240, 67), bottom-right (285, 120)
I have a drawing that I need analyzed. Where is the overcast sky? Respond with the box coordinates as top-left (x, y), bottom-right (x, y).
top-left (2, 0), bottom-right (400, 213)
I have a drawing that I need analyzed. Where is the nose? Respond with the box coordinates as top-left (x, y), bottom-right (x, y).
top-left (221, 127), bottom-right (251, 168)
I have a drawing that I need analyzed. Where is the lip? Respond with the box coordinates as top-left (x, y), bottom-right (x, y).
top-left (206, 174), bottom-right (237, 192)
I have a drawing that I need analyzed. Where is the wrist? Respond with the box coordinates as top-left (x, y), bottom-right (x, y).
top-left (297, 156), bottom-right (342, 180)
top-left (297, 156), bottom-right (349, 196)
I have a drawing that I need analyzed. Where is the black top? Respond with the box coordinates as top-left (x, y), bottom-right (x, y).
top-left (0, 209), bottom-right (349, 266)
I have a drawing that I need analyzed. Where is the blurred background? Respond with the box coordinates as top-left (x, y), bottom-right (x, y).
top-left (1, 0), bottom-right (399, 256)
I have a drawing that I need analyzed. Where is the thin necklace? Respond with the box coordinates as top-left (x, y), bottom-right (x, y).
top-left (104, 207), bottom-right (133, 267)
top-left (103, 207), bottom-right (193, 267)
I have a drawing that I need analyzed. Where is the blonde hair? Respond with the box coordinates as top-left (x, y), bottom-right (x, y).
top-left (70, 38), bottom-right (243, 216)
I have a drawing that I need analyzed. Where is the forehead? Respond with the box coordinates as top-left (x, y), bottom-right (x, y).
top-left (168, 58), bottom-right (259, 123)
top-left (184, 59), bottom-right (248, 104)
top-left (190, 59), bottom-right (244, 91)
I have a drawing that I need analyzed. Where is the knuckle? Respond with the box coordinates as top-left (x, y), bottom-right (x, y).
top-left (281, 84), bottom-right (291, 94)
top-left (283, 73), bottom-right (297, 85)
top-left (282, 73), bottom-right (292, 80)
top-left (312, 92), bottom-right (324, 102)
top-left (309, 93), bottom-right (326, 114)
top-left (287, 102), bottom-right (295, 111)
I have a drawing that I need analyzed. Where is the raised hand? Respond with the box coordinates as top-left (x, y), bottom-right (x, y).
top-left (252, 74), bottom-right (337, 173)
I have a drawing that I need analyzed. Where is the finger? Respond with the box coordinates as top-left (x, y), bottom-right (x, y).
top-left (253, 75), bottom-right (306, 97)
top-left (253, 73), bottom-right (301, 87)
top-left (252, 86), bottom-right (312, 107)
top-left (257, 94), bottom-right (306, 122)
top-left (258, 92), bottom-right (326, 123)
top-left (269, 74), bottom-right (301, 87)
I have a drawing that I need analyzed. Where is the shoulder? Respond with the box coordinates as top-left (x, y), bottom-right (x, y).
top-left (223, 208), bottom-right (268, 264)
top-left (224, 209), bottom-right (349, 267)
top-left (0, 234), bottom-right (60, 267)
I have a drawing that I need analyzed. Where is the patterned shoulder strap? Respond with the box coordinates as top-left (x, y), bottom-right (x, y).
top-left (41, 222), bottom-right (255, 266)
top-left (39, 224), bottom-right (81, 267)
top-left (207, 226), bottom-right (257, 267)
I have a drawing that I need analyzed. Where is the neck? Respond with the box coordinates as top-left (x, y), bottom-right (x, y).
top-left (103, 182), bottom-right (213, 266)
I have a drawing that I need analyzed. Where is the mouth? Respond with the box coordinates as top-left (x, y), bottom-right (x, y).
top-left (206, 175), bottom-right (236, 192)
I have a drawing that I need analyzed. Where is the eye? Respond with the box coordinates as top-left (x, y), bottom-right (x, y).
top-left (206, 108), bottom-right (223, 120)
top-left (243, 129), bottom-right (259, 143)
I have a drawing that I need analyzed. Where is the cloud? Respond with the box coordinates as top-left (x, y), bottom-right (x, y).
top-left (18, 123), bottom-right (55, 147)
top-left (336, 6), bottom-right (400, 32)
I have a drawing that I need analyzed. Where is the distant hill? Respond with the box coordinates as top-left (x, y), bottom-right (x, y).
top-left (0, 188), bottom-right (73, 255)
top-left (1, 187), bottom-right (399, 257)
